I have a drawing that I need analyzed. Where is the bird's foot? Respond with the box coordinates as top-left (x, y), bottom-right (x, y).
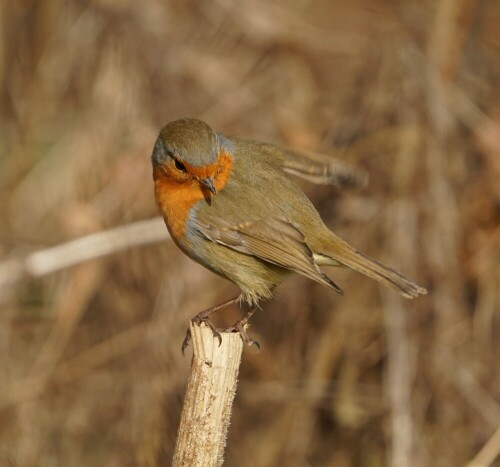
top-left (181, 328), bottom-right (192, 355)
top-left (226, 308), bottom-right (260, 351)
top-left (181, 296), bottom-right (241, 355)
top-left (181, 314), bottom-right (223, 355)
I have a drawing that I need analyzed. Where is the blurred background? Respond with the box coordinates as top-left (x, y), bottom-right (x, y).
top-left (1, 0), bottom-right (499, 466)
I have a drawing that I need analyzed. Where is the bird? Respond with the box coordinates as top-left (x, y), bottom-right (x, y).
top-left (151, 118), bottom-right (426, 351)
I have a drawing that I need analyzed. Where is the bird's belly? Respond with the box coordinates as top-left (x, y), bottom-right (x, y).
top-left (186, 236), bottom-right (290, 305)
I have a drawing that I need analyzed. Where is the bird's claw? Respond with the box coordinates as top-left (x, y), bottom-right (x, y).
top-left (181, 329), bottom-right (192, 356)
top-left (181, 305), bottom-right (259, 354)
top-left (238, 331), bottom-right (260, 351)
top-left (226, 310), bottom-right (260, 351)
top-left (181, 316), bottom-right (223, 355)
top-left (206, 322), bottom-right (223, 347)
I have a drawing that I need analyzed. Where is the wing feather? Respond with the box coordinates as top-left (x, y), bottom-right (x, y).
top-left (193, 215), bottom-right (343, 295)
top-left (255, 142), bottom-right (368, 190)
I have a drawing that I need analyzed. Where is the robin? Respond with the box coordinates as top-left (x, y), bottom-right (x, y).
top-left (152, 118), bottom-right (426, 350)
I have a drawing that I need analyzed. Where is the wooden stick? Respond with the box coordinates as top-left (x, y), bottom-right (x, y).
top-left (0, 217), bottom-right (169, 304)
top-left (173, 322), bottom-right (243, 467)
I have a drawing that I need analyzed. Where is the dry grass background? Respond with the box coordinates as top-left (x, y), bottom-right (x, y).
top-left (1, 0), bottom-right (500, 466)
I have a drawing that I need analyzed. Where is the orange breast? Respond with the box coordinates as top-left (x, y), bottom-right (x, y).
top-left (154, 174), bottom-right (202, 245)
top-left (154, 151), bottom-right (233, 245)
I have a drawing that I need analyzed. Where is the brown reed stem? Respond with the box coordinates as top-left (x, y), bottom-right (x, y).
top-left (173, 322), bottom-right (243, 467)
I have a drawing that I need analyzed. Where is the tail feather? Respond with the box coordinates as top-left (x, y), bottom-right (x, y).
top-left (321, 240), bottom-right (427, 299)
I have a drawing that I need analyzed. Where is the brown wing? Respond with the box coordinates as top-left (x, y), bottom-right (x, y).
top-left (255, 142), bottom-right (369, 190)
top-left (193, 215), bottom-right (343, 295)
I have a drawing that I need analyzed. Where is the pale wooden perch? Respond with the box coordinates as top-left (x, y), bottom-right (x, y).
top-left (173, 322), bottom-right (243, 467)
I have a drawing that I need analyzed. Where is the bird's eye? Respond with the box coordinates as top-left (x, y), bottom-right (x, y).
top-left (174, 159), bottom-right (187, 172)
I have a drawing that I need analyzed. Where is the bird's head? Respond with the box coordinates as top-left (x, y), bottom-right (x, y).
top-left (152, 118), bottom-right (232, 197)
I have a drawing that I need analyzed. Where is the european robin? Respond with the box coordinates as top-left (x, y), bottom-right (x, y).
top-left (152, 118), bottom-right (426, 350)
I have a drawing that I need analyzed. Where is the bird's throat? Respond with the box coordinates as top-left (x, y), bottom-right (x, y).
top-left (153, 151), bottom-right (233, 243)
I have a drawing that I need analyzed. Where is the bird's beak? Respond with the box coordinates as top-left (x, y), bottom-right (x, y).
top-left (200, 177), bottom-right (217, 195)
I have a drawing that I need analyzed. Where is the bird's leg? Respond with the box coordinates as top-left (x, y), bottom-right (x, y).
top-left (182, 296), bottom-right (240, 354)
top-left (226, 307), bottom-right (260, 351)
